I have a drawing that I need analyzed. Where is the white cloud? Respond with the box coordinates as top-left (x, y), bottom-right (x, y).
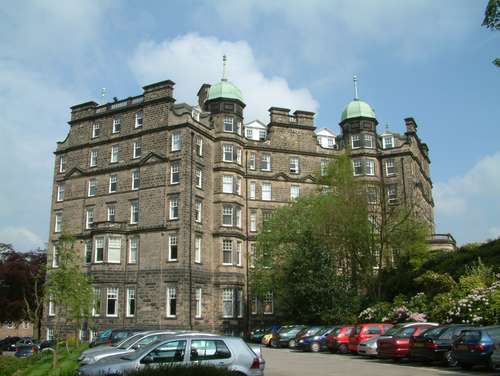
top-left (434, 151), bottom-right (500, 244)
top-left (129, 33), bottom-right (318, 121)
top-left (0, 227), bottom-right (45, 252)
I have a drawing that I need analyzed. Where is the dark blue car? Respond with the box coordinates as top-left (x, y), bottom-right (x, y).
top-left (295, 326), bottom-right (338, 352)
top-left (452, 326), bottom-right (500, 370)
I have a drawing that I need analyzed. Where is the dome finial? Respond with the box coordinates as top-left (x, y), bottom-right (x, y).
top-left (222, 55), bottom-right (228, 81)
top-left (353, 74), bottom-right (359, 100)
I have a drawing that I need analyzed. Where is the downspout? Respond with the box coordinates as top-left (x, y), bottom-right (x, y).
top-left (244, 150), bottom-right (250, 337)
top-left (401, 157), bottom-right (407, 206)
top-left (188, 131), bottom-right (194, 330)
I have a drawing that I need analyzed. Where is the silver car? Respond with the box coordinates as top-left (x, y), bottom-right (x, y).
top-left (79, 330), bottom-right (178, 365)
top-left (357, 336), bottom-right (379, 356)
top-left (79, 331), bottom-right (151, 362)
top-left (77, 334), bottom-right (265, 376)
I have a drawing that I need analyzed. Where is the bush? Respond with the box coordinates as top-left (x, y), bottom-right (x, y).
top-left (0, 356), bottom-right (27, 376)
top-left (124, 365), bottom-right (235, 376)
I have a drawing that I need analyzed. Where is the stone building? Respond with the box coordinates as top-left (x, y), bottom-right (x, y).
top-left (44, 67), bottom-right (443, 338)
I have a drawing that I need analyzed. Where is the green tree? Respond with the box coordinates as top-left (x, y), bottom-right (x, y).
top-left (482, 0), bottom-right (500, 67)
top-left (44, 234), bottom-right (93, 367)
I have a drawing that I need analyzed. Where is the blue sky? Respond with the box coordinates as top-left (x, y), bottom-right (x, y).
top-left (0, 0), bottom-right (499, 250)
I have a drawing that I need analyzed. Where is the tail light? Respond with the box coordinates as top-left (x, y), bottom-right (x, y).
top-left (32, 346), bottom-right (38, 353)
top-left (425, 342), bottom-right (438, 350)
top-left (472, 344), bottom-right (486, 352)
top-left (250, 357), bottom-right (261, 369)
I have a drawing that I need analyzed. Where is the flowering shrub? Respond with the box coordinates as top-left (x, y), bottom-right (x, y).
top-left (358, 302), bottom-right (391, 322)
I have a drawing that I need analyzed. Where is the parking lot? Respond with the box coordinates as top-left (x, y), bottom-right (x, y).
top-left (262, 348), bottom-right (498, 376)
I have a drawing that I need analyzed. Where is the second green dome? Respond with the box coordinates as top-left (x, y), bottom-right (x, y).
top-left (340, 99), bottom-right (376, 122)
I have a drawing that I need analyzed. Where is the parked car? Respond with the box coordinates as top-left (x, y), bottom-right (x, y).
top-left (0, 336), bottom-right (21, 352)
top-left (270, 325), bottom-right (305, 348)
top-left (348, 323), bottom-right (393, 354)
top-left (452, 326), bottom-right (500, 370)
top-left (409, 324), bottom-right (469, 366)
top-left (295, 326), bottom-right (338, 352)
top-left (89, 328), bottom-right (140, 348)
top-left (289, 326), bottom-right (324, 349)
top-left (39, 340), bottom-right (56, 351)
top-left (77, 334), bottom-right (265, 376)
top-left (14, 342), bottom-right (39, 358)
top-left (377, 322), bottom-right (439, 360)
top-left (249, 327), bottom-right (272, 344)
top-left (358, 323), bottom-right (420, 357)
top-left (326, 325), bottom-right (354, 354)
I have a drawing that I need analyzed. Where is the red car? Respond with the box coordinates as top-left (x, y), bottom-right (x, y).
top-left (348, 323), bottom-right (393, 353)
top-left (326, 325), bottom-right (354, 354)
top-left (377, 323), bottom-right (438, 360)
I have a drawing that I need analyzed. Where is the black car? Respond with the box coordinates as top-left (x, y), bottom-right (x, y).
top-left (89, 328), bottom-right (140, 348)
top-left (249, 327), bottom-right (271, 343)
top-left (273, 325), bottom-right (307, 348)
top-left (39, 339), bottom-right (56, 351)
top-left (452, 326), bottom-right (500, 370)
top-left (409, 324), bottom-right (469, 366)
top-left (0, 336), bottom-right (21, 352)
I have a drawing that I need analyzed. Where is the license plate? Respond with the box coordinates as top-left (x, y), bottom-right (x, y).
top-left (413, 342), bottom-right (424, 348)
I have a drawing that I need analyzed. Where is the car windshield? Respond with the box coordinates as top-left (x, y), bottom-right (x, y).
top-left (121, 340), bottom-right (163, 361)
top-left (97, 329), bottom-right (112, 339)
top-left (305, 327), bottom-right (322, 336)
top-left (315, 327), bottom-right (332, 336)
top-left (422, 326), bottom-right (448, 339)
top-left (118, 333), bottom-right (147, 349)
top-left (396, 327), bottom-right (417, 338)
top-left (330, 327), bottom-right (341, 336)
top-left (383, 324), bottom-right (405, 336)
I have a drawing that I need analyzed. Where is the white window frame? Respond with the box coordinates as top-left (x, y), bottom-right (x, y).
top-left (237, 289), bottom-right (244, 318)
top-left (171, 131), bottom-right (181, 152)
top-left (387, 184), bottom-right (398, 203)
top-left (222, 205), bottom-right (233, 227)
top-left (168, 234), bottom-right (178, 261)
top-left (250, 243), bottom-right (256, 269)
top-left (327, 137), bottom-right (335, 148)
top-left (195, 168), bottom-right (202, 188)
top-left (223, 144), bottom-right (234, 162)
top-left (85, 207), bottom-right (94, 229)
top-left (92, 123), bottom-right (100, 138)
top-left (126, 288), bottom-right (135, 317)
top-left (59, 156), bottom-right (66, 173)
top-left (112, 118), bottom-right (121, 134)
top-left (320, 159), bottom-right (328, 176)
top-left (195, 288), bottom-right (202, 318)
top-left (52, 245), bottom-right (59, 268)
top-left (222, 240), bottom-right (233, 265)
top-left (85, 240), bottom-right (92, 264)
top-left (132, 142), bottom-right (141, 159)
top-left (194, 236), bottom-right (202, 264)
top-left (353, 160), bottom-right (363, 176)
top-left (128, 237), bottom-right (138, 264)
top-left (385, 159), bottom-right (396, 176)
top-left (130, 200), bottom-right (139, 224)
top-left (92, 287), bottom-right (101, 316)
top-left (261, 154), bottom-right (271, 171)
top-left (351, 134), bottom-right (361, 149)
top-left (107, 205), bottom-right (115, 222)
top-left (261, 182), bottom-right (272, 201)
top-left (195, 200), bottom-right (202, 223)
top-left (263, 292), bottom-right (274, 315)
top-left (88, 179), bottom-right (97, 197)
top-left (222, 288), bottom-right (234, 318)
top-left (94, 237), bottom-right (104, 263)
top-left (109, 175), bottom-right (117, 193)
top-left (169, 198), bottom-right (179, 220)
top-left (170, 162), bottom-right (180, 184)
top-left (290, 185), bottom-right (300, 200)
top-left (90, 149), bottom-right (98, 167)
top-left (166, 287), bottom-right (177, 318)
top-left (223, 117), bottom-right (234, 132)
top-left (47, 328), bottom-right (54, 341)
top-left (222, 175), bottom-right (233, 194)
top-left (249, 181), bottom-right (256, 200)
top-left (236, 177), bottom-right (242, 195)
top-left (383, 135), bottom-right (394, 149)
top-left (364, 134), bottom-right (374, 148)
top-left (107, 237), bottom-right (121, 263)
top-left (289, 157), bottom-right (299, 174)
top-left (245, 128), bottom-right (253, 139)
top-left (235, 241), bottom-right (242, 266)
top-left (135, 111), bottom-right (143, 128)
top-left (250, 210), bottom-right (257, 232)
top-left (249, 153), bottom-right (256, 170)
top-left (106, 288), bottom-right (119, 317)
top-left (132, 169), bottom-right (140, 190)
top-left (367, 186), bottom-right (378, 205)
top-left (195, 136), bottom-right (203, 157)
top-left (365, 159), bottom-right (375, 176)
top-left (56, 184), bottom-right (64, 202)
top-left (110, 145), bottom-right (119, 163)
top-left (259, 130), bottom-right (266, 140)
top-left (48, 295), bottom-right (55, 316)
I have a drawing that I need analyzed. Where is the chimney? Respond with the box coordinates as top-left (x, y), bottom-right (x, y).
top-left (70, 101), bottom-right (98, 122)
top-left (293, 110), bottom-right (315, 128)
top-left (404, 117), bottom-right (418, 133)
top-left (268, 107), bottom-right (291, 124)
top-left (197, 84), bottom-right (211, 109)
top-left (142, 80), bottom-right (175, 102)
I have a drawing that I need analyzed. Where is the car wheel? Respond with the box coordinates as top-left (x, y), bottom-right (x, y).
top-left (444, 351), bottom-right (458, 367)
top-left (338, 344), bottom-right (348, 354)
top-left (311, 342), bottom-right (320, 353)
top-left (289, 339), bottom-right (296, 348)
top-left (458, 362), bottom-right (473, 370)
top-left (271, 339), bottom-right (280, 348)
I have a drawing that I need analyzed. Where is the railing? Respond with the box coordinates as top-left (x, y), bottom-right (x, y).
top-left (431, 233), bottom-right (456, 244)
top-left (94, 96), bottom-right (144, 115)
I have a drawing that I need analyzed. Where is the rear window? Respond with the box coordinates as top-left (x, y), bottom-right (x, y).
top-left (384, 324), bottom-right (404, 336)
top-left (486, 328), bottom-right (500, 340)
top-left (461, 331), bottom-right (481, 343)
top-left (113, 331), bottom-right (130, 341)
top-left (330, 328), bottom-right (341, 336)
top-left (98, 329), bottom-right (112, 339)
top-left (397, 327), bottom-right (417, 338)
top-left (422, 326), bottom-right (448, 339)
top-left (364, 326), bottom-right (382, 335)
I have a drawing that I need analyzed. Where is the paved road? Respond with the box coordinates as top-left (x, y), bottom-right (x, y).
top-left (262, 348), bottom-right (498, 376)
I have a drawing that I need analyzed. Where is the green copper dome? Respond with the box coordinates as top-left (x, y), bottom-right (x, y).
top-left (207, 79), bottom-right (244, 103)
top-left (340, 99), bottom-right (376, 122)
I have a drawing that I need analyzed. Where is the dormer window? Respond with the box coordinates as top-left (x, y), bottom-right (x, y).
top-left (246, 129), bottom-right (253, 139)
top-left (259, 130), bottom-right (266, 140)
top-left (327, 137), bottom-right (335, 148)
top-left (223, 117), bottom-right (234, 132)
top-left (351, 134), bottom-right (361, 149)
top-left (383, 135), bottom-right (394, 149)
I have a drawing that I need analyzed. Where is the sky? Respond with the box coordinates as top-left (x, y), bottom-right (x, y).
top-left (0, 0), bottom-right (498, 250)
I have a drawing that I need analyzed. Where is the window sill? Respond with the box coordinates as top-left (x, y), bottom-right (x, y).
top-left (109, 161), bottom-right (118, 164)
top-left (125, 315), bottom-right (135, 318)
top-left (168, 218), bottom-right (179, 221)
top-left (167, 259), bottom-right (178, 263)
top-left (165, 316), bottom-right (177, 319)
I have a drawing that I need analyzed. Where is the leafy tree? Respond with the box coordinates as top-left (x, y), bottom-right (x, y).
top-left (44, 234), bottom-right (93, 366)
top-left (0, 247), bottom-right (46, 336)
top-left (482, 0), bottom-right (500, 67)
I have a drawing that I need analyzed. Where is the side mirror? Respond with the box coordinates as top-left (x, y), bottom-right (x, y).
top-left (141, 355), bottom-right (153, 364)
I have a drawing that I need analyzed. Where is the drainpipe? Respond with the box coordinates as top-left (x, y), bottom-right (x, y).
top-left (188, 131), bottom-right (194, 330)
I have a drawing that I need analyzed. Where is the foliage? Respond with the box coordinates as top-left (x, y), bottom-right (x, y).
top-left (358, 302), bottom-right (391, 322)
top-left (0, 247), bottom-right (46, 328)
top-left (44, 234), bottom-right (93, 349)
top-left (414, 271), bottom-right (455, 298)
top-left (482, 0), bottom-right (500, 67)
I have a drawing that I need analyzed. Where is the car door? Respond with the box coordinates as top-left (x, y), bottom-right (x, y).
top-left (139, 340), bottom-right (187, 370)
top-left (188, 339), bottom-right (233, 369)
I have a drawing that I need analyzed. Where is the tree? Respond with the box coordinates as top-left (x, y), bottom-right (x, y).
top-left (0, 247), bottom-right (46, 334)
top-left (44, 234), bottom-right (93, 366)
top-left (482, 0), bottom-right (500, 67)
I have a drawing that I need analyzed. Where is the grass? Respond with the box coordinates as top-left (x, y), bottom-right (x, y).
top-left (0, 345), bottom-right (85, 376)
